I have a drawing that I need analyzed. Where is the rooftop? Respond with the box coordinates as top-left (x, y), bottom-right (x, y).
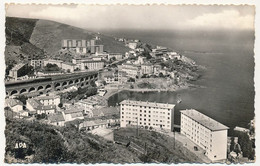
top-left (11, 63), bottom-right (26, 71)
top-left (64, 105), bottom-right (84, 114)
top-left (27, 99), bottom-right (42, 109)
top-left (180, 109), bottom-right (229, 131)
top-left (35, 94), bottom-right (60, 100)
top-left (5, 98), bottom-right (23, 107)
top-left (48, 113), bottom-right (65, 123)
top-left (120, 100), bottom-right (175, 109)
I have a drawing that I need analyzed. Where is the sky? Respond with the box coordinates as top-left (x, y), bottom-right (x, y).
top-left (5, 4), bottom-right (255, 31)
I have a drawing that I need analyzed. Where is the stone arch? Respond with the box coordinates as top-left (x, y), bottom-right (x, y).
top-left (80, 78), bottom-right (84, 82)
top-left (20, 89), bottom-right (27, 94)
top-left (55, 83), bottom-right (61, 88)
top-left (69, 80), bottom-right (73, 85)
top-left (37, 86), bottom-right (44, 91)
top-left (6, 91), bottom-right (8, 96)
top-left (81, 83), bottom-right (84, 87)
top-left (45, 84), bottom-right (52, 90)
top-left (10, 90), bottom-right (18, 95)
top-left (29, 87), bottom-right (36, 92)
top-left (62, 81), bottom-right (68, 86)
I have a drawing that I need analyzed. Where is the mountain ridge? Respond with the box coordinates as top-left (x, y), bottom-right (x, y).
top-left (5, 17), bottom-right (130, 74)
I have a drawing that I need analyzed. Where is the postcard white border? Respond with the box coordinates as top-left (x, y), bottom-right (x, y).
top-left (0, 1), bottom-right (259, 166)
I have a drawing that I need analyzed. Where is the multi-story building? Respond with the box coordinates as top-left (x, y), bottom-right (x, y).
top-left (120, 100), bottom-right (175, 131)
top-left (35, 94), bottom-right (61, 107)
top-left (141, 63), bottom-right (154, 75)
top-left (180, 109), bottom-right (229, 161)
top-left (88, 39), bottom-right (104, 54)
top-left (8, 63), bottom-right (27, 80)
top-left (81, 60), bottom-right (105, 71)
top-left (61, 39), bottom-right (87, 54)
top-left (31, 60), bottom-right (44, 68)
top-left (5, 98), bottom-right (23, 113)
top-left (108, 53), bottom-right (123, 60)
top-left (26, 99), bottom-right (56, 115)
top-left (118, 63), bottom-right (140, 78)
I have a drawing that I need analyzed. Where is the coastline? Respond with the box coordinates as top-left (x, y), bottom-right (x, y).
top-left (103, 83), bottom-right (202, 100)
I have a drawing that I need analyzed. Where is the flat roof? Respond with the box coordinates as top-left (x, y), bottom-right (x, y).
top-left (180, 109), bottom-right (229, 131)
top-left (120, 100), bottom-right (175, 109)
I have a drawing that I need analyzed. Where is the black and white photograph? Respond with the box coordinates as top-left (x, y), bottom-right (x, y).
top-left (2, 3), bottom-right (256, 164)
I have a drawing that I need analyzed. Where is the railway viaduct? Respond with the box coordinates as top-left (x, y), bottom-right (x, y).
top-left (5, 71), bottom-right (98, 97)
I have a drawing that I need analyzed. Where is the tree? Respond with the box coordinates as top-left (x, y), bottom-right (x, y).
top-left (128, 77), bottom-right (135, 82)
top-left (58, 103), bottom-right (63, 108)
top-left (15, 95), bottom-right (28, 105)
top-left (235, 131), bottom-right (254, 158)
top-left (44, 63), bottom-right (60, 71)
top-left (159, 72), bottom-right (164, 77)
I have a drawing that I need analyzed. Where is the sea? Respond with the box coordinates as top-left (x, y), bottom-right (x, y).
top-left (101, 29), bottom-right (255, 132)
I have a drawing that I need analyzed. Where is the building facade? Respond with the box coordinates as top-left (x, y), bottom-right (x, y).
top-left (180, 109), bottom-right (229, 161)
top-left (141, 63), bottom-right (154, 75)
top-left (81, 60), bottom-right (104, 71)
top-left (31, 60), bottom-right (44, 68)
top-left (35, 94), bottom-right (61, 107)
top-left (118, 63), bottom-right (140, 78)
top-left (8, 63), bottom-right (27, 80)
top-left (120, 100), bottom-right (175, 131)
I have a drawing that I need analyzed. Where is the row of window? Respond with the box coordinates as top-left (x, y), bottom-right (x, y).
top-left (121, 104), bottom-right (171, 111)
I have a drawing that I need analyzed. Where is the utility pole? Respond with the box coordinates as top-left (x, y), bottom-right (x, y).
top-left (173, 128), bottom-right (176, 149)
top-left (136, 117), bottom-right (139, 137)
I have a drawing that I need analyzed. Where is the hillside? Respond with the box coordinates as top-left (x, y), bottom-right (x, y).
top-left (5, 17), bottom-right (45, 74)
top-left (30, 19), bottom-right (130, 55)
top-left (5, 119), bottom-right (141, 163)
top-left (5, 17), bottom-right (130, 74)
top-left (5, 119), bottom-right (203, 163)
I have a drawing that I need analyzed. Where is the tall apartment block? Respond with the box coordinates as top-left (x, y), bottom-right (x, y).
top-left (120, 100), bottom-right (175, 131)
top-left (180, 109), bottom-right (229, 161)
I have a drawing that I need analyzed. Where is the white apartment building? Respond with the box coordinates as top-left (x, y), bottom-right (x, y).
top-left (180, 109), bottom-right (229, 161)
top-left (120, 100), bottom-right (175, 131)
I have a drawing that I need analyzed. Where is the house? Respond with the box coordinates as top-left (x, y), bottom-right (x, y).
top-left (5, 98), bottom-right (23, 113)
top-left (141, 63), bottom-right (154, 75)
top-left (108, 53), bottom-right (123, 60)
top-left (8, 63), bottom-right (27, 80)
top-left (79, 119), bottom-right (109, 131)
top-left (35, 94), bottom-right (61, 107)
top-left (75, 99), bottom-right (99, 115)
top-left (26, 99), bottom-right (56, 115)
top-left (128, 42), bottom-right (137, 49)
top-left (48, 113), bottom-right (65, 126)
top-left (88, 106), bottom-right (119, 118)
top-left (62, 105), bottom-right (84, 121)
